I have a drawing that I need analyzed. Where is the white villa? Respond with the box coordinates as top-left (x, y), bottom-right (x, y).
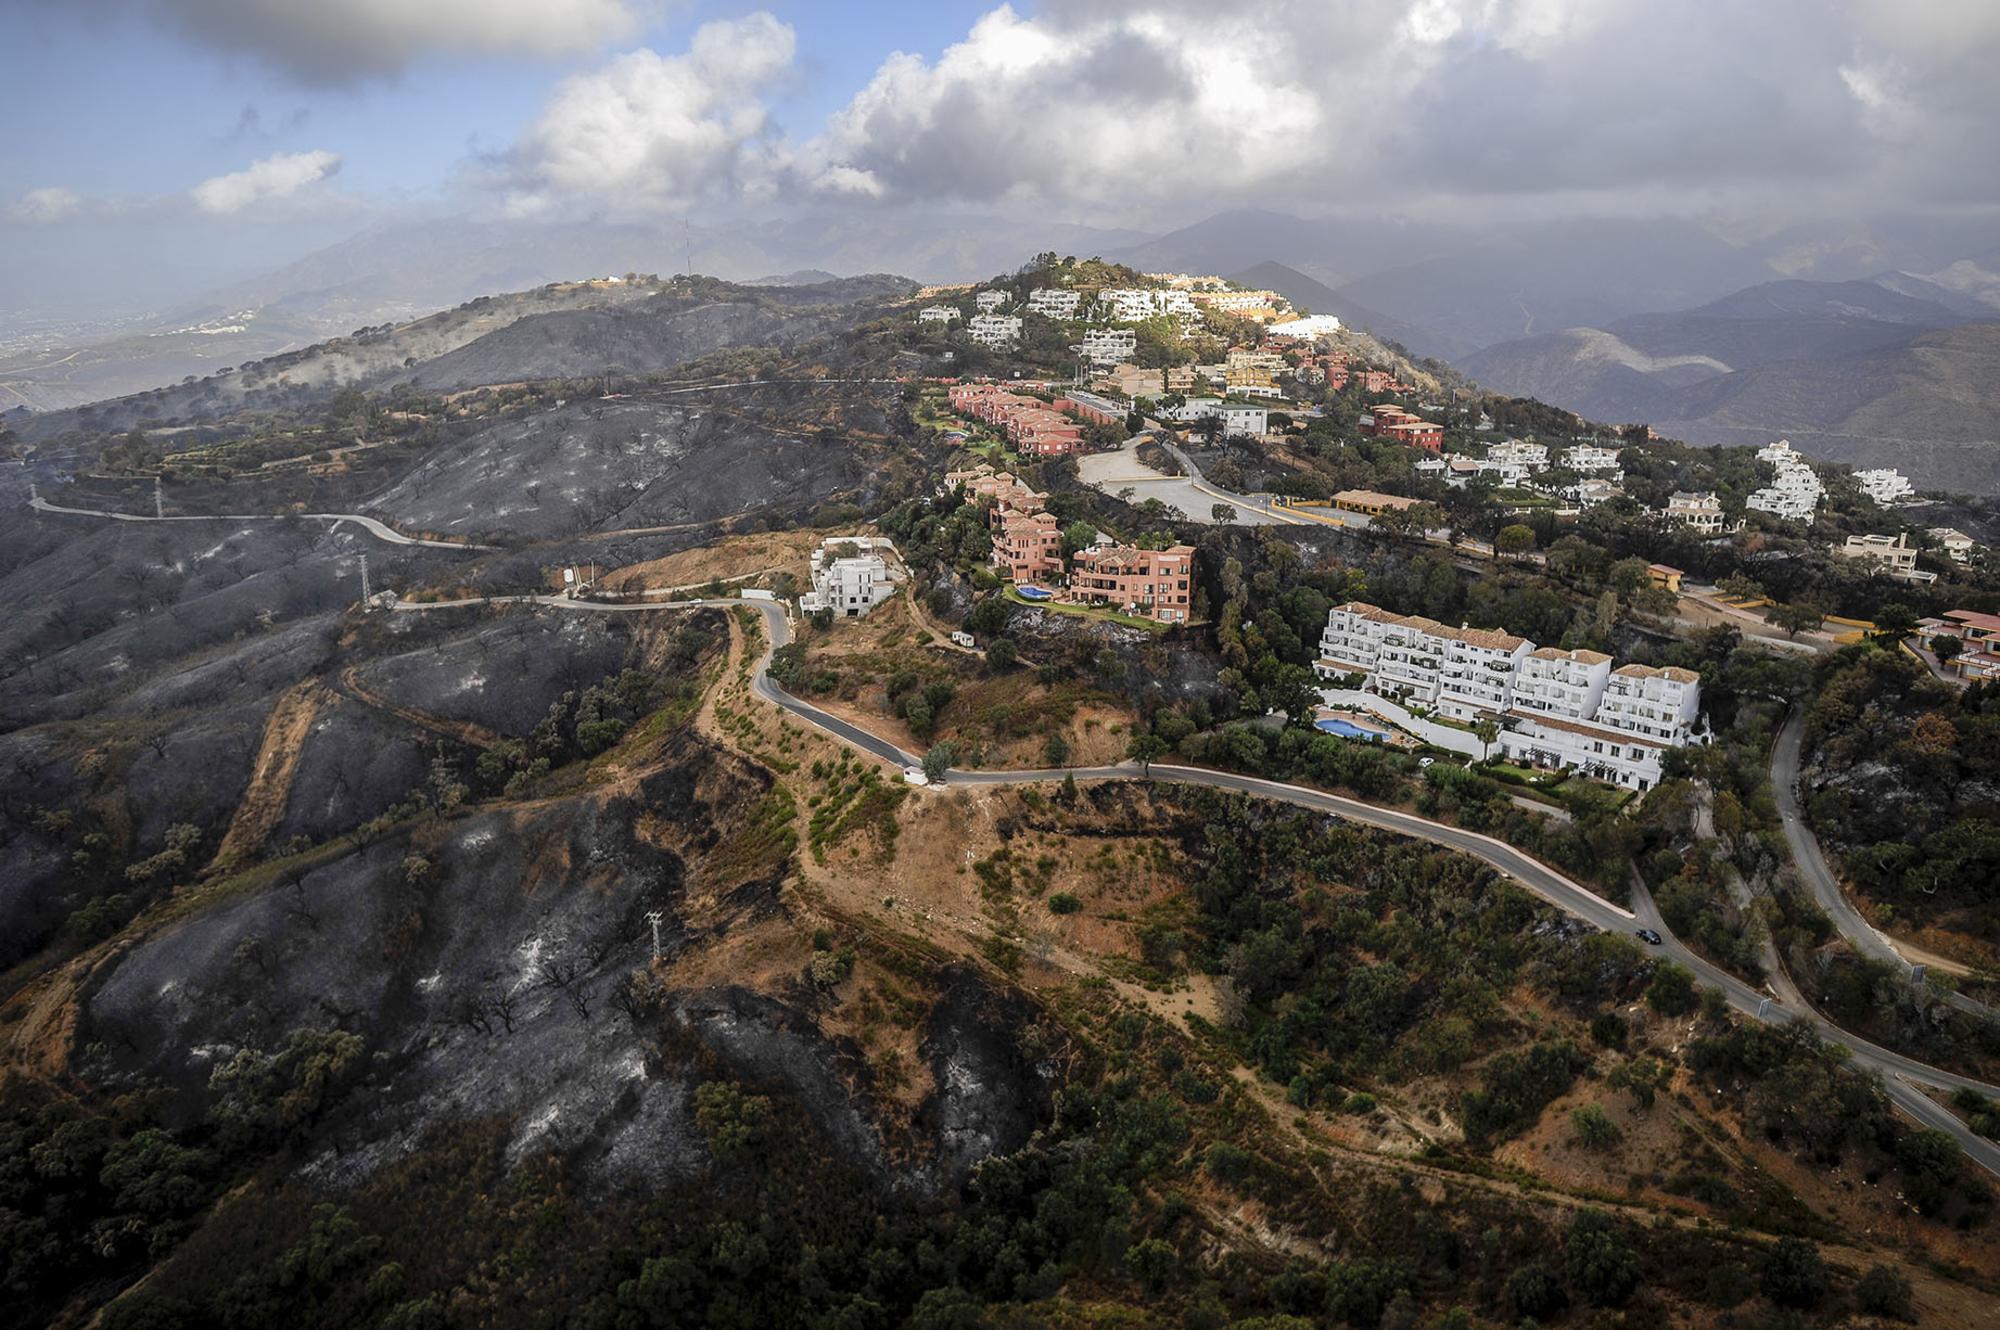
top-left (918, 305), bottom-right (961, 325)
top-left (1666, 490), bottom-right (1725, 533)
top-left (1929, 527), bottom-right (1976, 563)
top-left (800, 537), bottom-right (901, 618)
top-left (1563, 478), bottom-right (1625, 508)
top-left (1314, 603), bottom-right (1703, 791)
top-left (1833, 532), bottom-right (1936, 584)
top-left (974, 290), bottom-right (1011, 312)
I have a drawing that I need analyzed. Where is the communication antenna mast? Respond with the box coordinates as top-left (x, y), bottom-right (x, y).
top-left (683, 220), bottom-right (693, 278)
top-left (644, 910), bottom-right (665, 960)
top-left (358, 553), bottom-right (371, 607)
top-left (154, 475), bottom-right (164, 519)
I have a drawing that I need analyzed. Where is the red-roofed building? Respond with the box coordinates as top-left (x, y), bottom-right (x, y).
top-left (993, 509), bottom-right (1064, 584)
top-left (1361, 404), bottom-right (1444, 451)
top-left (1067, 543), bottom-right (1195, 623)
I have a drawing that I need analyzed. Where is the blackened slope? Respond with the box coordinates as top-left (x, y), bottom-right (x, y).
top-left (366, 395), bottom-right (876, 539)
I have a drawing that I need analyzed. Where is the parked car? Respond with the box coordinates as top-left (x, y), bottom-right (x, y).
top-left (1635, 928), bottom-right (1663, 946)
top-left (1417, 757), bottom-right (1435, 769)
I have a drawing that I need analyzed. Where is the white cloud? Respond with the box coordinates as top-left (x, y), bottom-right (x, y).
top-left (506, 13), bottom-right (795, 216)
top-left (777, 0), bottom-right (2000, 216)
top-left (6, 187), bottom-right (84, 223)
top-left (797, 4), bottom-right (1385, 211)
top-left (192, 149), bottom-right (343, 214)
top-left (66, 0), bottom-right (646, 81)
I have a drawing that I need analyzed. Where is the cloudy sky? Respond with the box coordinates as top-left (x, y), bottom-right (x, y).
top-left (4, 0), bottom-right (1999, 313)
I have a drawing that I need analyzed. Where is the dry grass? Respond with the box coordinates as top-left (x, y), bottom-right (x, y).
top-left (596, 528), bottom-right (826, 595)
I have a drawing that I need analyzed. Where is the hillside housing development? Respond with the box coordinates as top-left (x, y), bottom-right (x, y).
top-left (944, 462), bottom-right (1194, 623)
top-left (1314, 602), bottom-right (1703, 790)
top-left (948, 382), bottom-right (1102, 456)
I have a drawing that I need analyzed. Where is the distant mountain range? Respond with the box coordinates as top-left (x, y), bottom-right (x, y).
top-left (1462, 275), bottom-right (2000, 491)
top-left (0, 211), bottom-right (1140, 412)
top-left (1225, 261), bottom-right (1442, 358)
top-left (9, 204), bottom-right (2000, 490)
top-left (14, 274), bottom-right (915, 443)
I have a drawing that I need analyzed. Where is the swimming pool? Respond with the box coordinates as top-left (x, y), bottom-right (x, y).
top-left (1316, 717), bottom-right (1383, 741)
top-left (1016, 585), bottom-right (1055, 600)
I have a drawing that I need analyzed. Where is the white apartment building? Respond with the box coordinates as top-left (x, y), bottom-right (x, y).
top-left (967, 314), bottom-right (1023, 349)
top-left (1078, 326), bottom-right (1138, 366)
top-left (1414, 456), bottom-right (1448, 478)
top-left (1157, 397), bottom-right (1269, 435)
top-left (1509, 647), bottom-right (1613, 724)
top-left (1666, 490), bottom-right (1725, 533)
top-left (1498, 663), bottom-right (1702, 790)
top-left (1026, 288), bottom-right (1081, 319)
top-left (974, 290), bottom-right (1011, 312)
top-left (918, 305), bottom-right (961, 325)
top-left (1746, 459), bottom-right (1823, 522)
top-left (1265, 314), bottom-right (1343, 339)
top-left (1099, 287), bottom-right (1199, 321)
top-left (1486, 439), bottom-right (1549, 471)
top-left (1855, 468), bottom-right (1915, 504)
top-left (1757, 439), bottom-right (1804, 465)
top-left (1313, 603), bottom-right (1530, 723)
top-left (1196, 289), bottom-right (1286, 316)
top-left (1564, 444), bottom-right (1624, 473)
top-left (1316, 603), bottom-right (1703, 790)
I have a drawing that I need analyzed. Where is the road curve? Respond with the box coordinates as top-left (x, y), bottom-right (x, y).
top-left (28, 494), bottom-right (496, 551)
top-left (1773, 707), bottom-right (1993, 1022)
top-left (393, 591), bottom-right (2000, 1172)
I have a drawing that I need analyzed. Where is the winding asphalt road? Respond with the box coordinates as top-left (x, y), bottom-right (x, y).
top-left (1773, 707), bottom-right (1993, 1022)
top-left (394, 591), bottom-right (2000, 1174)
top-left (28, 493), bottom-right (497, 551)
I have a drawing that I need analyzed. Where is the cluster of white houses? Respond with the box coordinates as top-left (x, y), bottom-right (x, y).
top-left (1315, 602), bottom-right (1703, 790)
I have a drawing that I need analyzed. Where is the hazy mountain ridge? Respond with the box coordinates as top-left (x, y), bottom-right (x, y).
top-left (1226, 260), bottom-right (1446, 357)
top-left (1464, 272), bottom-right (2000, 490)
top-left (15, 274), bottom-right (915, 442)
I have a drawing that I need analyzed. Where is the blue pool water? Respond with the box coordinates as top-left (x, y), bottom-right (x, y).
top-left (1016, 585), bottom-right (1055, 600)
top-left (1316, 718), bottom-right (1383, 741)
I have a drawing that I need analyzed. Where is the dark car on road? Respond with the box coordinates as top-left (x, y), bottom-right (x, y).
top-left (1635, 928), bottom-right (1663, 946)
